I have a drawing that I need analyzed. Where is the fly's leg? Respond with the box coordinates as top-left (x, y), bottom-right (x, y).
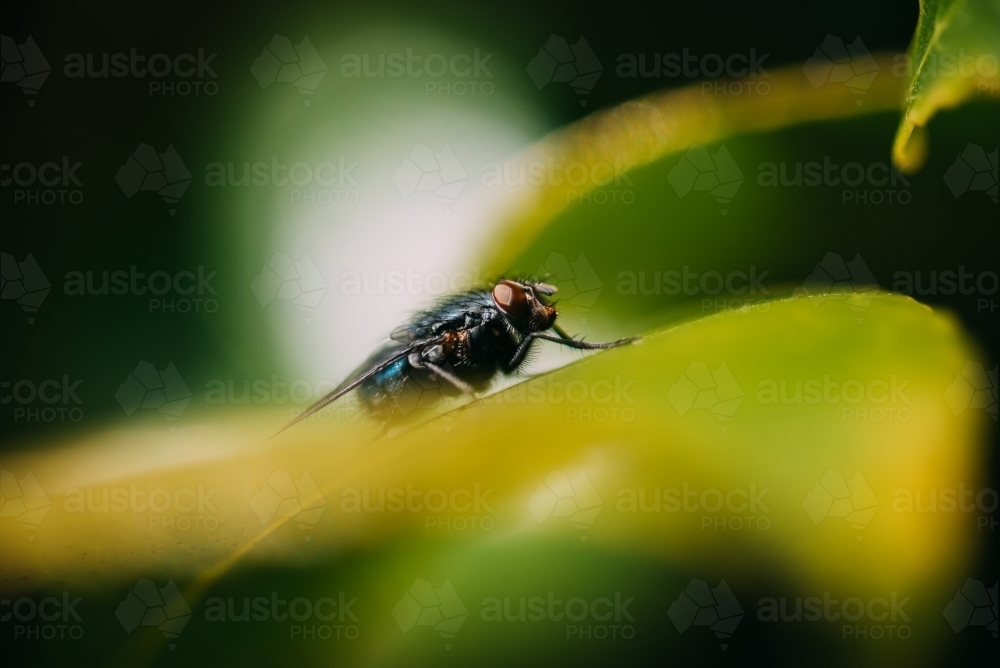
top-left (367, 419), bottom-right (391, 443)
top-left (503, 331), bottom-right (636, 372)
top-left (424, 361), bottom-right (477, 396)
top-left (552, 324), bottom-right (637, 348)
top-left (409, 347), bottom-right (478, 397)
top-left (502, 333), bottom-right (539, 373)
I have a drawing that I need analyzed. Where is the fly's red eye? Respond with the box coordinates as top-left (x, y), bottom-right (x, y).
top-left (492, 280), bottom-right (531, 320)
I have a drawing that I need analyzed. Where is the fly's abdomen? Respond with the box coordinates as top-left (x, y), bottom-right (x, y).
top-left (357, 356), bottom-right (409, 415)
top-left (355, 356), bottom-right (451, 418)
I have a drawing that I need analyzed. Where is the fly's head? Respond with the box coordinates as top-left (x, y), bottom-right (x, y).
top-left (491, 279), bottom-right (558, 333)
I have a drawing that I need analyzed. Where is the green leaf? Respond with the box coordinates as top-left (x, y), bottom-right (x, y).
top-left (3, 295), bottom-right (985, 600)
top-left (893, 0), bottom-right (1000, 172)
top-left (480, 59), bottom-right (905, 273)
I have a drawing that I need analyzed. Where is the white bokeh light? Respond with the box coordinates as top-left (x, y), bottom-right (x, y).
top-left (251, 28), bottom-right (546, 384)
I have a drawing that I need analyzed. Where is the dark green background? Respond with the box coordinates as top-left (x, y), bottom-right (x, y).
top-left (3, 1), bottom-right (997, 666)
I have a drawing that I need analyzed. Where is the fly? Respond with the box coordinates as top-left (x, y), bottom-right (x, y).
top-left (274, 278), bottom-right (636, 435)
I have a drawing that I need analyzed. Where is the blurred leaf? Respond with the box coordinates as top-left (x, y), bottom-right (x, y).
top-left (2, 294), bottom-right (985, 599)
top-left (480, 58), bottom-right (906, 273)
top-left (893, 0), bottom-right (1000, 172)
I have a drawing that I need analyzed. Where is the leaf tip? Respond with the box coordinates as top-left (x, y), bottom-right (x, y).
top-left (892, 122), bottom-right (929, 174)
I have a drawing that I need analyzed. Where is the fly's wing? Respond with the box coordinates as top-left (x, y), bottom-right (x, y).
top-left (276, 290), bottom-right (497, 435)
top-left (271, 344), bottom-right (418, 437)
top-left (390, 324), bottom-right (418, 343)
top-left (390, 316), bottom-right (456, 342)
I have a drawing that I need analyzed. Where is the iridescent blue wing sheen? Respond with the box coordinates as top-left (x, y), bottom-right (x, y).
top-left (271, 343), bottom-right (419, 436)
